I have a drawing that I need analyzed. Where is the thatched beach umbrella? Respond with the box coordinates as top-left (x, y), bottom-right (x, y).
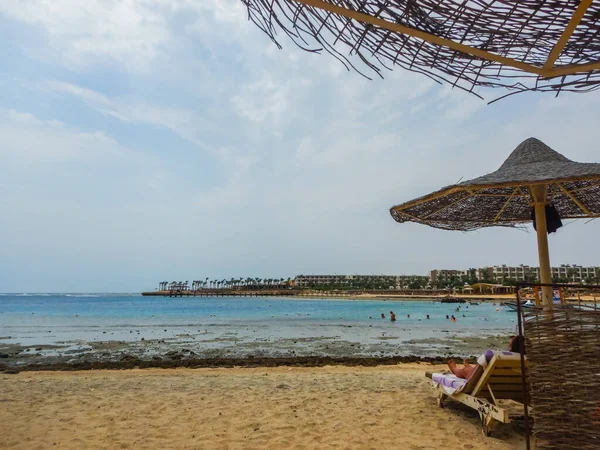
top-left (241, 0), bottom-right (600, 98)
top-left (389, 138), bottom-right (600, 307)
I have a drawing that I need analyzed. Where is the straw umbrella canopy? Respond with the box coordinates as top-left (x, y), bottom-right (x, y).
top-left (241, 0), bottom-right (600, 99)
top-left (389, 137), bottom-right (600, 307)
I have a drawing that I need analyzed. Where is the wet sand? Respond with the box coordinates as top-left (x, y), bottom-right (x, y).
top-left (0, 365), bottom-right (527, 450)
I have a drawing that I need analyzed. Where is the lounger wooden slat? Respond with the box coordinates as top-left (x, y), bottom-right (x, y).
top-left (490, 360), bottom-right (523, 368)
top-left (488, 377), bottom-right (523, 384)
top-left (476, 368), bottom-right (521, 377)
top-left (487, 385), bottom-right (524, 392)
top-left (428, 352), bottom-right (527, 437)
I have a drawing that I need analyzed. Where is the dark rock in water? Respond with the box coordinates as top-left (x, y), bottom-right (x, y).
top-left (64, 348), bottom-right (86, 355)
top-left (35, 347), bottom-right (42, 351)
top-left (0, 353), bottom-right (8, 358)
top-left (165, 350), bottom-right (183, 360)
top-left (120, 354), bottom-right (140, 363)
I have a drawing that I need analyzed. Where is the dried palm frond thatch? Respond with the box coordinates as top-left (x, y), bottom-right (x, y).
top-left (241, 0), bottom-right (600, 99)
top-left (389, 138), bottom-right (600, 231)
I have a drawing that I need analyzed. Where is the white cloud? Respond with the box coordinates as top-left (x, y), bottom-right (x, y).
top-left (0, 108), bottom-right (121, 162)
top-left (0, 0), bottom-right (171, 70)
top-left (2, 1), bottom-right (600, 292)
top-left (231, 74), bottom-right (311, 123)
top-left (42, 80), bottom-right (214, 150)
top-left (0, 0), bottom-right (255, 72)
top-left (6, 110), bottom-right (43, 125)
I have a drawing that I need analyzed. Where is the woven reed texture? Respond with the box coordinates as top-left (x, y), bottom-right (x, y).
top-left (241, 0), bottom-right (600, 98)
top-left (389, 138), bottom-right (600, 231)
top-left (524, 305), bottom-right (600, 449)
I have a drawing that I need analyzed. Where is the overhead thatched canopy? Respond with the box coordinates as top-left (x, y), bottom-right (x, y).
top-left (389, 138), bottom-right (600, 231)
top-left (241, 0), bottom-right (600, 98)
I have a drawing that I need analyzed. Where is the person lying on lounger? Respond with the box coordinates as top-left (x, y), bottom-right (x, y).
top-left (447, 335), bottom-right (525, 380)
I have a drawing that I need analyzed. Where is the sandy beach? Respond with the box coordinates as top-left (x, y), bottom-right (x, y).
top-left (0, 364), bottom-right (526, 450)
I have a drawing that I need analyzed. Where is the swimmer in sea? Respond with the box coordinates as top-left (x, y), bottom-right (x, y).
top-left (381, 313), bottom-right (385, 319)
top-left (390, 311), bottom-right (396, 322)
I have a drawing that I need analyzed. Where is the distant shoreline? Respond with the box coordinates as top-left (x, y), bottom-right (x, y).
top-left (142, 289), bottom-right (514, 302)
top-left (142, 289), bottom-right (599, 303)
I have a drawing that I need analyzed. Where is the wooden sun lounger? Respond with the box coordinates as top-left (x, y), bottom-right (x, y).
top-left (426, 353), bottom-right (527, 436)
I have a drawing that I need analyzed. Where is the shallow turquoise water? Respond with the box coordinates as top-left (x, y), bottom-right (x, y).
top-left (0, 294), bottom-right (518, 349)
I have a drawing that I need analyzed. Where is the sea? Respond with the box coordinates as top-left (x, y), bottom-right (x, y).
top-left (0, 294), bottom-right (519, 359)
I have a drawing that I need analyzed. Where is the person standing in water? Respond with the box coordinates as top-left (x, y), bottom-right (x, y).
top-left (389, 311), bottom-right (396, 322)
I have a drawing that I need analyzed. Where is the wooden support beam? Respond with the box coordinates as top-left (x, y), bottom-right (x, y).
top-left (543, 0), bottom-right (592, 71)
top-left (289, 0), bottom-right (545, 76)
top-left (289, 0), bottom-right (600, 79)
top-left (493, 188), bottom-right (518, 222)
top-left (487, 385), bottom-right (498, 406)
top-left (531, 185), bottom-right (553, 308)
top-left (558, 183), bottom-right (592, 215)
top-left (570, 182), bottom-right (600, 193)
top-left (423, 191), bottom-right (474, 219)
top-left (543, 59), bottom-right (600, 77)
top-left (472, 193), bottom-right (528, 197)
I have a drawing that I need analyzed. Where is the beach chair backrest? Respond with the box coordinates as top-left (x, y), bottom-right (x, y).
top-left (461, 364), bottom-right (485, 394)
top-left (472, 353), bottom-right (526, 402)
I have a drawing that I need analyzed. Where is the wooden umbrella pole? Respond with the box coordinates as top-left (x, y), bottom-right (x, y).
top-left (531, 185), bottom-right (553, 308)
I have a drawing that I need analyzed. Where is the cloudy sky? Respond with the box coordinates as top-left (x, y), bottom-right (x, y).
top-left (1, 1), bottom-right (599, 292)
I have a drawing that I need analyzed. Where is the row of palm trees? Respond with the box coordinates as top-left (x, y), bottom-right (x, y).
top-left (158, 277), bottom-right (293, 292)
